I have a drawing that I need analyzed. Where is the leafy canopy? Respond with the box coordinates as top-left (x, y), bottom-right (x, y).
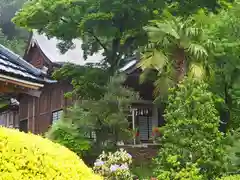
top-left (13, 0), bottom-right (232, 72)
top-left (53, 64), bottom-right (109, 100)
top-left (203, 0), bottom-right (240, 131)
top-left (139, 11), bottom-right (214, 99)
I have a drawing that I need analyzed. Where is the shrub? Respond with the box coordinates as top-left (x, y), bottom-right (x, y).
top-left (220, 175), bottom-right (240, 180)
top-left (154, 78), bottom-right (228, 179)
top-left (93, 148), bottom-right (133, 180)
top-left (157, 155), bottom-right (203, 180)
top-left (224, 129), bottom-right (240, 174)
top-left (46, 119), bottom-right (91, 157)
top-left (0, 127), bottom-right (102, 180)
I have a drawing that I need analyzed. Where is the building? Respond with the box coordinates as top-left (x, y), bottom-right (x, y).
top-left (0, 44), bottom-right (55, 132)
top-left (7, 32), bottom-right (165, 144)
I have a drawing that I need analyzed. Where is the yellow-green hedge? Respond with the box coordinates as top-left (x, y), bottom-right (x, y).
top-left (220, 175), bottom-right (240, 180)
top-left (0, 127), bottom-right (102, 180)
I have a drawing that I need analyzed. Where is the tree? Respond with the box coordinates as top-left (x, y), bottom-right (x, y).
top-left (0, 28), bottom-right (26, 55)
top-left (0, 0), bottom-right (28, 39)
top-left (48, 73), bottom-right (139, 163)
top-left (12, 0), bottom-right (232, 73)
top-left (205, 1), bottom-right (240, 131)
top-left (138, 11), bottom-right (214, 98)
top-left (52, 64), bottom-right (109, 100)
top-left (65, 74), bottom-right (138, 148)
top-left (154, 78), bottom-right (228, 179)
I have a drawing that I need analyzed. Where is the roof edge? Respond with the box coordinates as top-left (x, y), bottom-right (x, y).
top-left (0, 74), bottom-right (44, 89)
top-left (0, 44), bottom-right (43, 76)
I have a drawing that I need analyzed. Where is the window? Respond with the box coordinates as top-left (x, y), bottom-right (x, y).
top-left (19, 119), bottom-right (28, 133)
top-left (84, 131), bottom-right (96, 141)
top-left (52, 110), bottom-right (63, 124)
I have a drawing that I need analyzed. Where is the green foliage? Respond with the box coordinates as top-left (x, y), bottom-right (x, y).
top-left (67, 74), bottom-right (138, 148)
top-left (224, 129), bottom-right (240, 174)
top-left (46, 119), bottom-right (91, 157)
top-left (139, 11), bottom-right (214, 99)
top-left (157, 158), bottom-right (203, 180)
top-left (220, 175), bottom-right (240, 180)
top-left (53, 64), bottom-right (108, 100)
top-left (13, 0), bottom-right (165, 72)
top-left (13, 0), bottom-right (232, 72)
top-left (166, 0), bottom-right (233, 16)
top-left (50, 74), bottom-right (139, 159)
top-left (154, 78), bottom-right (228, 179)
top-left (205, 1), bottom-right (240, 131)
top-left (0, 127), bottom-right (102, 180)
top-left (93, 149), bottom-right (133, 180)
top-left (0, 28), bottom-right (26, 55)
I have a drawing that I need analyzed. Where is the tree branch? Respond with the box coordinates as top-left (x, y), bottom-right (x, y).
top-left (87, 30), bottom-right (108, 53)
top-left (60, 17), bottom-right (109, 53)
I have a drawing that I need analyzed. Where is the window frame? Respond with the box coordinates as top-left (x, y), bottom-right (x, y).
top-left (51, 109), bottom-right (63, 124)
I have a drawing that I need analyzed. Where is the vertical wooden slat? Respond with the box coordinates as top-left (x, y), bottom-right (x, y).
top-left (32, 97), bottom-right (36, 133)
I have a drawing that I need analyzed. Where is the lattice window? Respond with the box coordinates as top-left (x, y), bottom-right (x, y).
top-left (52, 109), bottom-right (63, 124)
top-left (84, 131), bottom-right (96, 141)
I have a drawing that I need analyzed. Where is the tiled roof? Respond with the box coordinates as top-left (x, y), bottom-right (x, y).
top-left (0, 44), bottom-right (55, 84)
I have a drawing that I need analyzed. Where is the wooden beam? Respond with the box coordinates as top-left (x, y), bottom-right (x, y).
top-left (0, 74), bottom-right (43, 90)
top-left (0, 83), bottom-right (41, 97)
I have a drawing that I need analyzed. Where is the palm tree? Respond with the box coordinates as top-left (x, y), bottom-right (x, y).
top-left (139, 12), bottom-right (213, 97)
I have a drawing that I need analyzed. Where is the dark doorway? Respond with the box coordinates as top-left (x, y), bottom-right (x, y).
top-left (19, 119), bottom-right (28, 133)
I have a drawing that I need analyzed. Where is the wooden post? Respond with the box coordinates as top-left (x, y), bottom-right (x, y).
top-left (132, 108), bottom-right (136, 145)
top-left (32, 97), bottom-right (35, 133)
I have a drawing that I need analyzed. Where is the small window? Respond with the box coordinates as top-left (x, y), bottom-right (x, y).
top-left (84, 131), bottom-right (96, 141)
top-left (52, 110), bottom-right (63, 124)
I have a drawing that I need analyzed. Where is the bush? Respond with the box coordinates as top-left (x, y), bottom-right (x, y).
top-left (0, 127), bottom-right (102, 180)
top-left (93, 149), bottom-right (134, 180)
top-left (154, 78), bottom-right (228, 179)
top-left (46, 119), bottom-right (91, 157)
top-left (157, 156), bottom-right (203, 180)
top-left (220, 175), bottom-right (240, 180)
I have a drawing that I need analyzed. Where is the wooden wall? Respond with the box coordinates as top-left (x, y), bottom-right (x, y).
top-left (0, 109), bottom-right (19, 128)
top-left (19, 82), bottom-right (73, 134)
top-left (20, 41), bottom-right (74, 134)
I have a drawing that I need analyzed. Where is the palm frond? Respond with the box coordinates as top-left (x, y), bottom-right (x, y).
top-left (185, 27), bottom-right (202, 37)
top-left (138, 50), bottom-right (168, 71)
top-left (148, 20), bottom-right (180, 40)
top-left (188, 62), bottom-right (205, 79)
top-left (154, 75), bottom-right (175, 98)
top-left (187, 43), bottom-right (208, 59)
top-left (143, 26), bottom-right (165, 43)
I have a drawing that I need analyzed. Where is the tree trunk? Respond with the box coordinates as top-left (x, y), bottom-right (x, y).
top-left (174, 48), bottom-right (186, 82)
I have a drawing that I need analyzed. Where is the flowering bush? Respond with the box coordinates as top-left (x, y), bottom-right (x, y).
top-left (0, 127), bottom-right (102, 180)
top-left (93, 149), bottom-right (134, 179)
